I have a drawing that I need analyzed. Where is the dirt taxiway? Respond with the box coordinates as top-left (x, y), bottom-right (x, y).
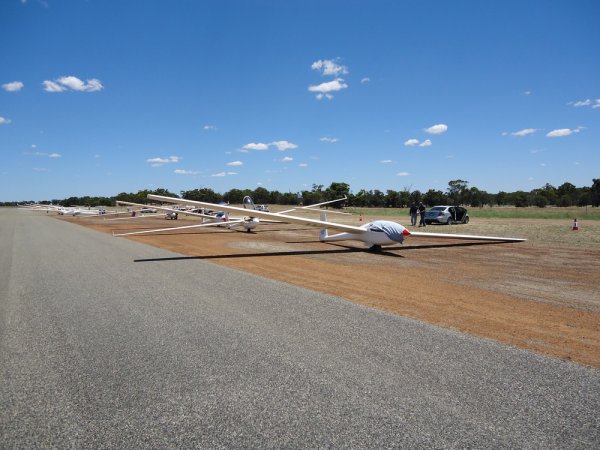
top-left (65, 212), bottom-right (600, 368)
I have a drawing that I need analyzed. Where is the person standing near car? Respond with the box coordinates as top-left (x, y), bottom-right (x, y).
top-left (418, 202), bottom-right (426, 227)
top-left (409, 203), bottom-right (418, 226)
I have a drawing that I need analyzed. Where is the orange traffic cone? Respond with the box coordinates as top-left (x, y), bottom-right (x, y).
top-left (572, 218), bottom-right (579, 231)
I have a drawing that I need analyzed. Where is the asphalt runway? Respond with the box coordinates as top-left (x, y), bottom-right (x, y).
top-left (1, 208), bottom-right (599, 448)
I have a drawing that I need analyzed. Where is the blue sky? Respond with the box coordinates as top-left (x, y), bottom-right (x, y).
top-left (1, 0), bottom-right (598, 201)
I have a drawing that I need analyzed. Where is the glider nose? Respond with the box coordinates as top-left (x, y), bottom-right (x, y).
top-left (403, 228), bottom-right (411, 236)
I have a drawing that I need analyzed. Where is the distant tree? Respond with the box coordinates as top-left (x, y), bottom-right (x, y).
top-left (532, 195), bottom-right (548, 208)
top-left (278, 192), bottom-right (301, 205)
top-left (467, 187), bottom-right (488, 207)
top-left (512, 191), bottom-right (530, 207)
top-left (422, 189), bottom-right (447, 206)
top-left (351, 189), bottom-right (369, 207)
top-left (385, 190), bottom-right (401, 208)
top-left (223, 188), bottom-right (246, 204)
top-left (447, 180), bottom-right (469, 205)
top-left (181, 188), bottom-right (221, 203)
top-left (325, 182), bottom-right (350, 204)
top-left (493, 191), bottom-right (504, 206)
top-left (370, 190), bottom-right (385, 207)
top-left (409, 190), bottom-right (422, 205)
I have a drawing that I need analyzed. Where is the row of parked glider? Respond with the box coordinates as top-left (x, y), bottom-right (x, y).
top-left (20, 196), bottom-right (526, 251)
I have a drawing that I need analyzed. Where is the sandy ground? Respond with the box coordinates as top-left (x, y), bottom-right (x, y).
top-left (64, 211), bottom-right (600, 368)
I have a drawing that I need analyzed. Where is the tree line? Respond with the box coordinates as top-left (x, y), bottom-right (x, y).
top-left (4, 179), bottom-right (600, 209)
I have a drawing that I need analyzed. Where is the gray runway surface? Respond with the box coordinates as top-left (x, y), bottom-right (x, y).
top-left (1, 208), bottom-right (599, 448)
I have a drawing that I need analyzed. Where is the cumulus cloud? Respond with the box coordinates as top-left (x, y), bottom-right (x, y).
top-left (511, 128), bottom-right (538, 137)
top-left (0, 116), bottom-right (11, 125)
top-left (174, 169), bottom-right (199, 175)
top-left (361, 77), bottom-right (371, 84)
top-left (146, 155), bottom-right (181, 167)
top-left (43, 80), bottom-right (66, 92)
top-left (270, 140), bottom-right (298, 151)
top-left (419, 139), bottom-right (432, 147)
top-left (396, 172), bottom-right (410, 177)
top-left (546, 127), bottom-right (583, 138)
top-left (243, 142), bottom-right (269, 151)
top-left (320, 137), bottom-right (338, 143)
top-left (404, 139), bottom-right (420, 146)
top-left (311, 59), bottom-right (348, 76)
top-left (308, 78), bottom-right (348, 100)
top-left (243, 141), bottom-right (298, 151)
top-left (2, 81), bottom-right (24, 92)
top-left (227, 160), bottom-right (243, 166)
top-left (424, 124), bottom-right (448, 135)
top-left (43, 76), bottom-right (103, 93)
top-left (281, 156), bottom-right (293, 162)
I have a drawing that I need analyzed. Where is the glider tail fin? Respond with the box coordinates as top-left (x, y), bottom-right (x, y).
top-left (319, 211), bottom-right (328, 241)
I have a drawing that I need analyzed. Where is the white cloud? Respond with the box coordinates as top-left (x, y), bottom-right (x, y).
top-left (404, 139), bottom-right (420, 146)
top-left (281, 156), bottom-right (293, 162)
top-left (43, 76), bottom-right (103, 93)
top-left (33, 167), bottom-right (48, 172)
top-left (33, 151), bottom-right (61, 158)
top-left (511, 128), bottom-right (538, 137)
top-left (243, 141), bottom-right (298, 151)
top-left (320, 137), bottom-right (338, 143)
top-left (211, 171), bottom-right (237, 177)
top-left (227, 160), bottom-right (243, 166)
top-left (0, 116), bottom-right (11, 125)
top-left (174, 169), bottom-right (200, 175)
top-left (380, 160), bottom-right (393, 164)
top-left (572, 98), bottom-right (600, 109)
top-left (419, 139), bottom-right (432, 147)
top-left (546, 127), bottom-right (583, 138)
top-left (203, 124), bottom-right (217, 131)
top-left (270, 140), bottom-right (298, 151)
top-left (523, 90), bottom-right (532, 96)
top-left (396, 172), bottom-right (410, 177)
top-left (146, 155), bottom-right (181, 166)
top-left (308, 78), bottom-right (348, 100)
top-left (361, 77), bottom-right (371, 84)
top-left (424, 124), bottom-right (448, 135)
top-left (2, 81), bottom-right (24, 92)
top-left (299, 163), bottom-right (308, 167)
top-left (311, 59), bottom-right (348, 76)
top-left (43, 80), bottom-right (66, 92)
top-left (243, 142), bottom-right (269, 151)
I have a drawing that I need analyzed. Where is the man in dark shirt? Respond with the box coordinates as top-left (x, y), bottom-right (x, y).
top-left (418, 202), bottom-right (426, 227)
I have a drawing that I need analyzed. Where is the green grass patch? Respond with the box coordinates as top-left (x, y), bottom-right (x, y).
top-left (345, 206), bottom-right (600, 220)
